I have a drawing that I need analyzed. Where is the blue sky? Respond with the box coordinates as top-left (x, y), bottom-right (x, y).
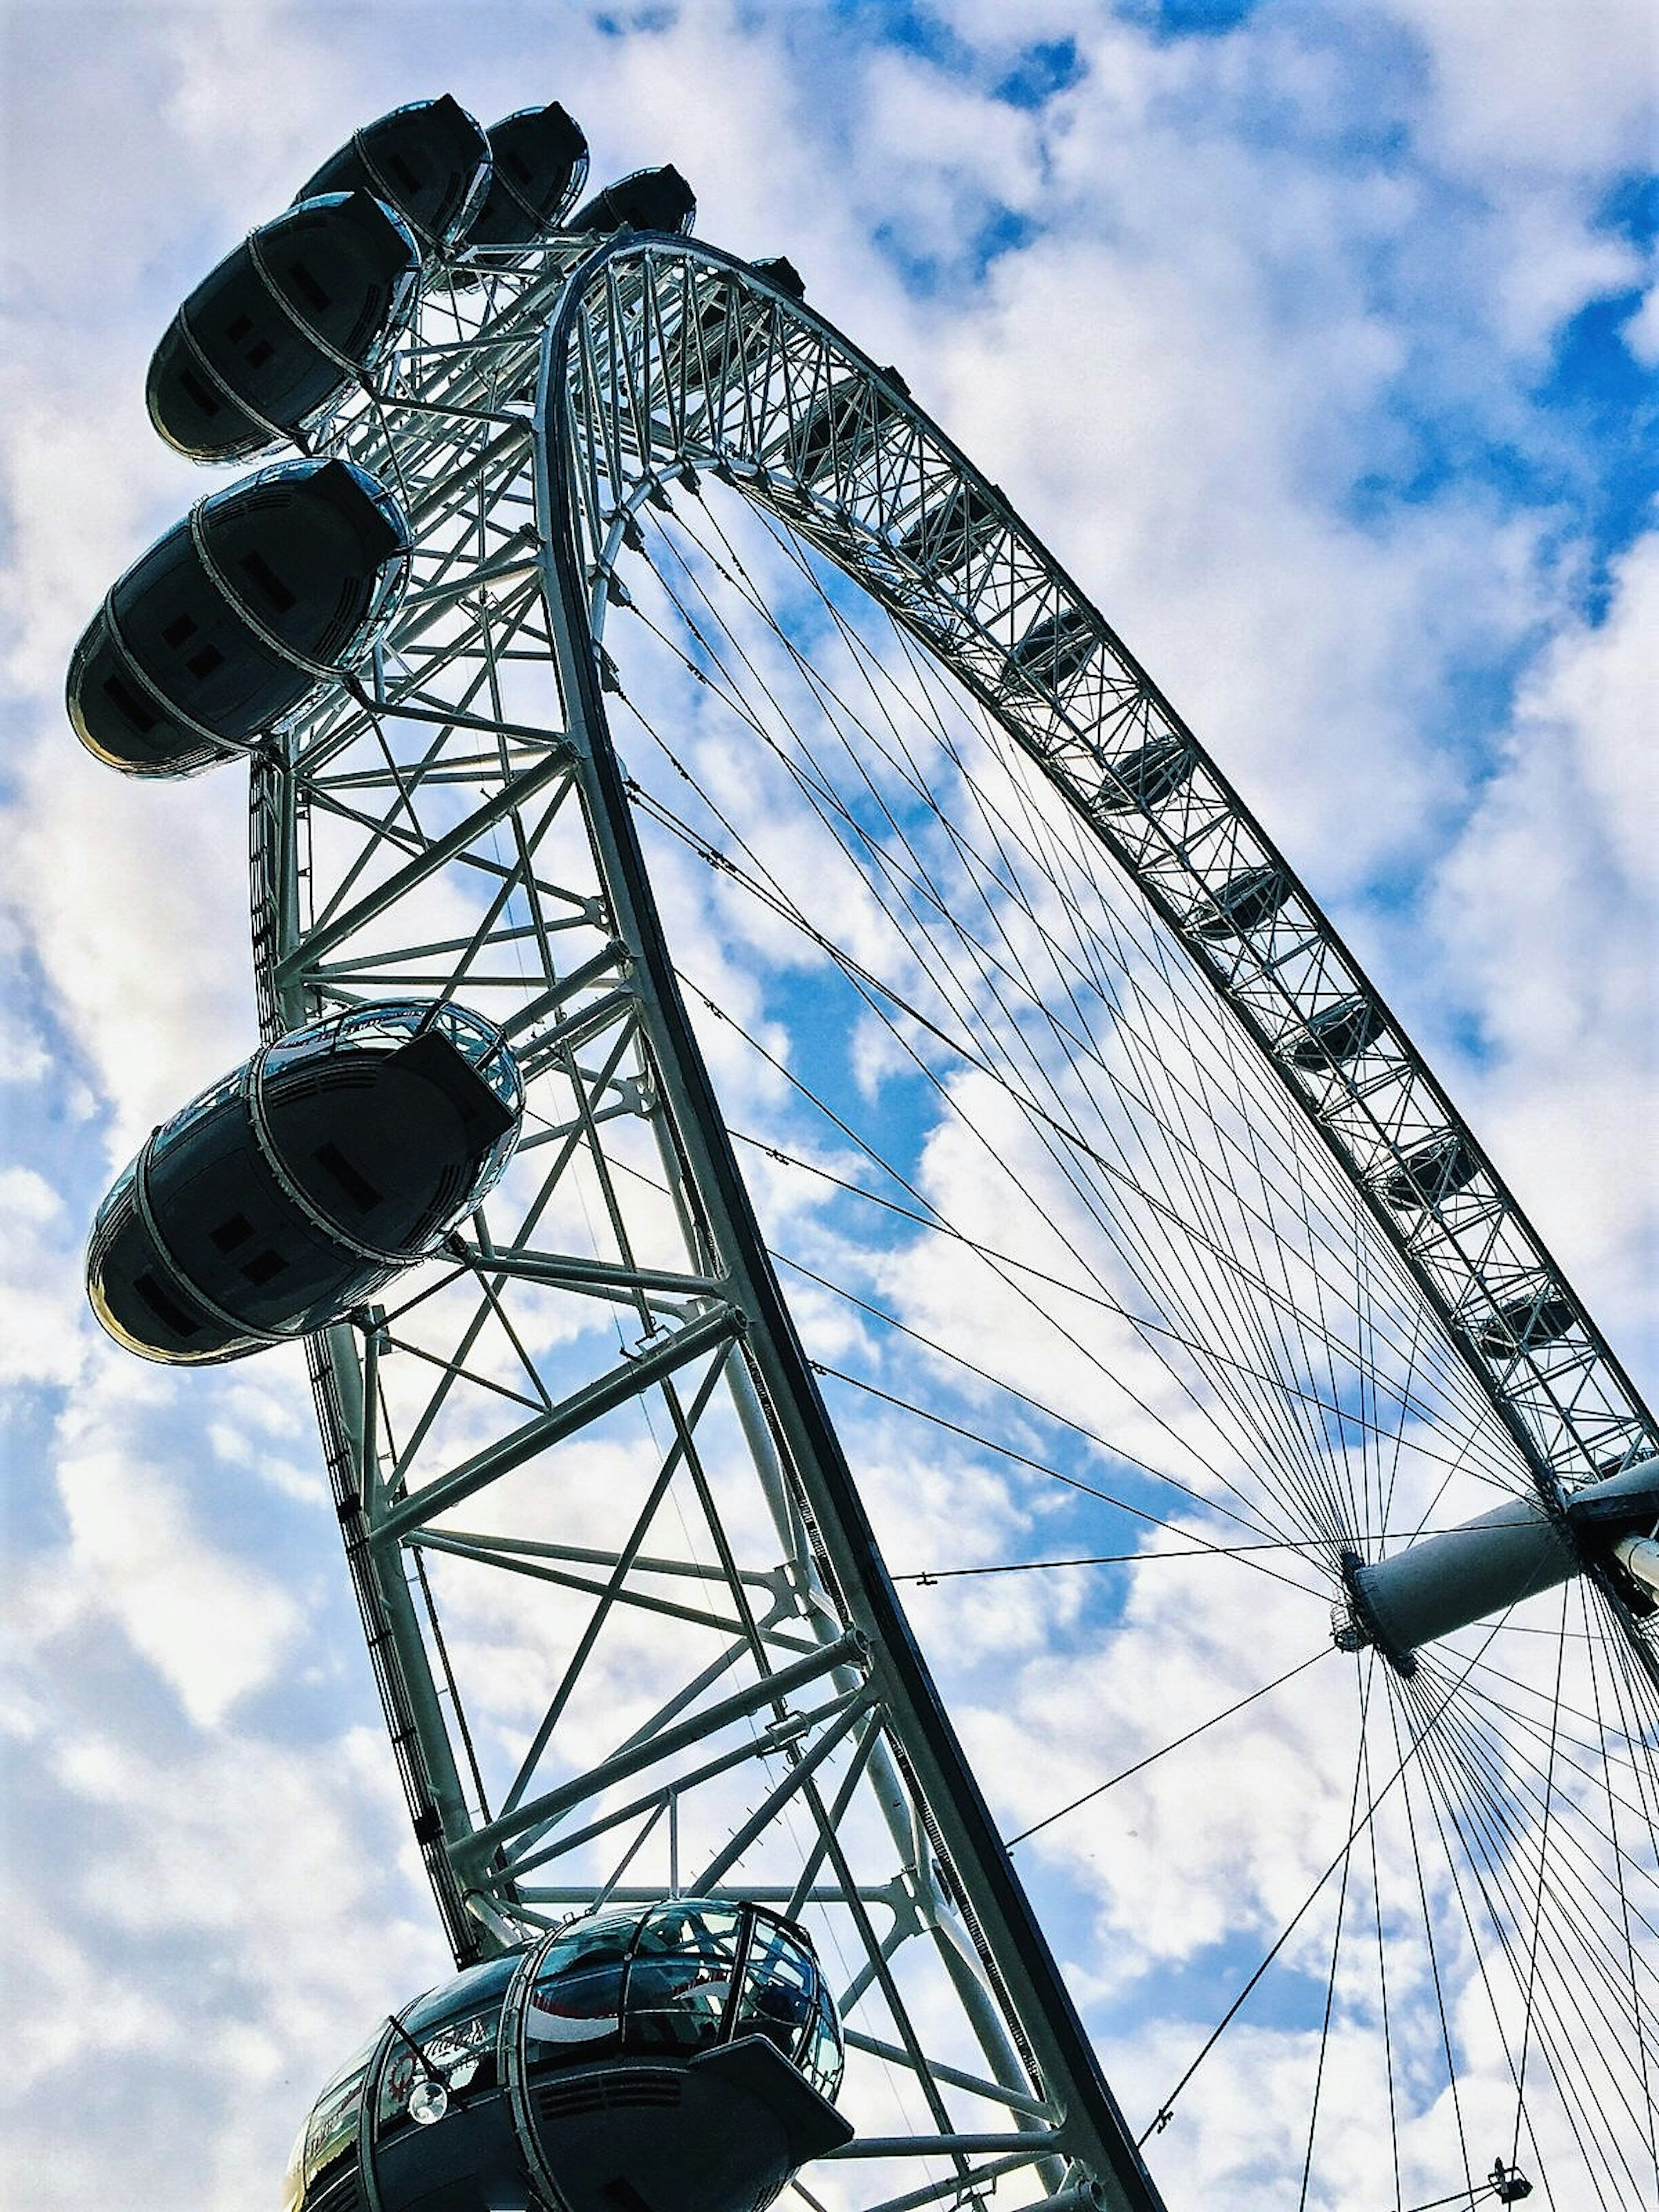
top-left (1, 3), bottom-right (1655, 2207)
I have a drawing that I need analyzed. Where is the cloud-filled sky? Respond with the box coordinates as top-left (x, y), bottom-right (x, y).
top-left (1, 3), bottom-right (1655, 2208)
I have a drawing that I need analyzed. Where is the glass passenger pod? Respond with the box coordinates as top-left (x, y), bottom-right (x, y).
top-left (751, 256), bottom-right (807, 300)
top-left (295, 95), bottom-right (493, 259)
top-left (67, 458), bottom-right (410, 777)
top-left (1092, 735), bottom-right (1194, 815)
top-left (1475, 1288), bottom-right (1577, 1359)
top-left (146, 190), bottom-right (421, 461)
top-left (86, 1001), bottom-right (523, 1364)
top-left (1187, 862), bottom-right (1288, 941)
top-left (1006, 602), bottom-right (1097, 692)
top-left (567, 163), bottom-right (697, 237)
top-left (1282, 992), bottom-right (1385, 1071)
top-left (674, 259), bottom-right (806, 395)
top-left (462, 103), bottom-right (592, 255)
top-left (784, 366), bottom-right (910, 486)
top-left (1376, 1130), bottom-right (1481, 1211)
top-left (895, 478), bottom-right (1003, 578)
top-left (287, 1900), bottom-right (850, 2212)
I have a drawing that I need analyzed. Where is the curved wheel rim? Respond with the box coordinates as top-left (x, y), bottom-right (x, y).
top-left (248, 229), bottom-right (1656, 2209)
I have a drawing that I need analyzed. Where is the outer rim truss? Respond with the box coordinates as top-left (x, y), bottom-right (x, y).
top-left (240, 222), bottom-right (1657, 2209)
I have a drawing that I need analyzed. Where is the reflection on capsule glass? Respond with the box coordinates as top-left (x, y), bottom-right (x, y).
top-left (567, 164), bottom-right (696, 238)
top-left (147, 190), bottom-right (421, 461)
top-left (87, 1001), bottom-right (523, 1365)
top-left (67, 458), bottom-right (409, 778)
top-left (282, 1899), bottom-right (850, 2212)
top-left (295, 95), bottom-right (493, 257)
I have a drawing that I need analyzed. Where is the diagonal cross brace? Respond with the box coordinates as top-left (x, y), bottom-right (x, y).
top-left (370, 1303), bottom-right (743, 1544)
top-left (454, 1628), bottom-right (867, 1869)
top-left (275, 744), bottom-right (574, 985)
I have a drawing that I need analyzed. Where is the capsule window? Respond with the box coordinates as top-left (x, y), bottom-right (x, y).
top-left (101, 674), bottom-right (159, 733)
top-left (210, 1213), bottom-right (255, 1252)
top-left (177, 368), bottom-right (223, 417)
top-left (1287, 996), bottom-right (1383, 1070)
top-left (186, 643), bottom-right (226, 680)
top-left (734, 1920), bottom-right (816, 2059)
top-left (224, 311), bottom-right (274, 366)
top-left (161, 613), bottom-right (197, 648)
top-left (134, 1271), bottom-right (201, 1336)
top-left (628, 1903), bottom-right (743, 2053)
top-left (807, 1992), bottom-right (843, 2096)
top-left (303, 2041), bottom-right (376, 2197)
top-left (238, 550), bottom-right (298, 615)
top-left (286, 261), bottom-right (333, 314)
top-left (314, 1141), bottom-right (381, 1212)
top-left (525, 1920), bottom-right (634, 2064)
top-left (240, 1249), bottom-right (290, 1286)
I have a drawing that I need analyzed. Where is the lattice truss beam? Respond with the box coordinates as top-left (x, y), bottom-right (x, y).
top-left (247, 237), bottom-right (1658, 2210)
top-left (562, 242), bottom-right (1653, 1498)
top-left (252, 254), bottom-right (1163, 2212)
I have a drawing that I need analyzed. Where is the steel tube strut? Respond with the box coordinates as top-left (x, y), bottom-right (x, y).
top-left (1342, 1452), bottom-right (1659, 1670)
top-left (529, 259), bottom-right (1168, 2212)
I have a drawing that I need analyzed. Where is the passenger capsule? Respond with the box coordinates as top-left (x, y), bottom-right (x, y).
top-left (67, 458), bottom-right (409, 777)
top-left (1006, 604), bottom-right (1096, 692)
top-left (462, 103), bottom-right (591, 255)
top-left (295, 95), bottom-right (493, 258)
top-left (896, 480), bottom-right (1002, 577)
top-left (677, 261), bottom-right (807, 395)
top-left (568, 163), bottom-right (697, 237)
top-left (1476, 1291), bottom-right (1576, 1359)
top-left (1093, 736), bottom-right (1193, 814)
top-left (1188, 863), bottom-right (1288, 941)
top-left (752, 255), bottom-right (807, 299)
top-left (281, 1899), bottom-right (851, 2212)
top-left (1377, 1131), bottom-right (1479, 1211)
top-left (677, 278), bottom-right (754, 391)
top-left (1283, 993), bottom-right (1384, 1071)
top-left (785, 367), bottom-right (909, 483)
top-left (87, 1002), bottom-right (522, 1364)
top-left (147, 191), bottom-right (421, 461)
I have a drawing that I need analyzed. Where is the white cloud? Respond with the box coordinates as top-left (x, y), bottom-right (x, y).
top-left (3, 4), bottom-right (1654, 2206)
top-left (46, 1405), bottom-right (305, 1726)
top-left (5, 1723), bottom-right (442, 2212)
top-left (0, 1166), bottom-right (86, 1386)
top-left (0, 1004), bottom-right (53, 1087)
top-left (1388, 0), bottom-right (1659, 178)
top-left (1432, 528), bottom-right (1659, 1363)
top-left (1626, 282), bottom-right (1659, 367)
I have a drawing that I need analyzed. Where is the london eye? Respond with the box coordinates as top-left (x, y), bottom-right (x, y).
top-left (64, 88), bottom-right (1657, 2212)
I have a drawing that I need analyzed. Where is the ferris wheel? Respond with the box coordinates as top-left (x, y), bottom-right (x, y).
top-left (69, 93), bottom-right (1658, 2212)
